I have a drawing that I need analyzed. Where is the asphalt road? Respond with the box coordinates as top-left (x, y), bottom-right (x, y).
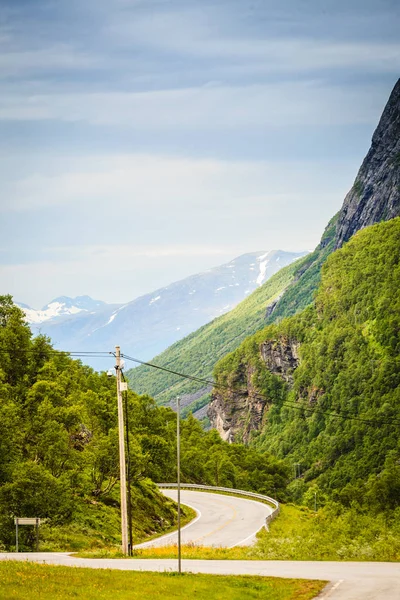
top-left (1, 491), bottom-right (399, 598)
top-left (135, 489), bottom-right (273, 548)
top-left (1, 553), bottom-right (399, 599)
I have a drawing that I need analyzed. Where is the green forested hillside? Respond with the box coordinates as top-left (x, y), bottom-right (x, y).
top-left (126, 216), bottom-right (337, 414)
top-left (0, 296), bottom-right (289, 551)
top-left (213, 218), bottom-right (400, 511)
top-left (264, 214), bottom-right (338, 324)
top-left (0, 296), bottom-right (181, 550)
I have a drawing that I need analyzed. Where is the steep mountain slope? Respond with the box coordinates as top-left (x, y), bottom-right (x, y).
top-left (335, 78), bottom-right (400, 248)
top-left (266, 77), bottom-right (400, 322)
top-left (20, 251), bottom-right (303, 371)
top-left (127, 78), bottom-right (400, 417)
top-left (210, 218), bottom-right (400, 499)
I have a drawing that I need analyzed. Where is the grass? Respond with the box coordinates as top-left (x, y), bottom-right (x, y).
top-left (77, 543), bottom-right (251, 560)
top-left (251, 504), bottom-right (400, 562)
top-left (77, 503), bottom-right (400, 562)
top-left (37, 488), bottom-right (196, 553)
top-left (0, 561), bottom-right (326, 600)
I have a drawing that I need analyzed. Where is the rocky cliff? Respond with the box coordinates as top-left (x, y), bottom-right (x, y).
top-left (335, 78), bottom-right (400, 248)
top-left (209, 336), bottom-right (300, 442)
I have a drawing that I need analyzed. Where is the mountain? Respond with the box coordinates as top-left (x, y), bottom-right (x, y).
top-left (209, 218), bottom-right (400, 505)
top-left (264, 78), bottom-right (400, 324)
top-left (335, 78), bottom-right (400, 248)
top-left (126, 225), bottom-right (333, 418)
top-left (19, 296), bottom-right (108, 324)
top-left (126, 78), bottom-right (400, 419)
top-left (19, 251), bottom-right (304, 371)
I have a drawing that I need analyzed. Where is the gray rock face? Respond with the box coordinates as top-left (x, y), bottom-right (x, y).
top-left (260, 337), bottom-right (300, 385)
top-left (335, 78), bottom-right (400, 248)
top-left (208, 336), bottom-right (300, 443)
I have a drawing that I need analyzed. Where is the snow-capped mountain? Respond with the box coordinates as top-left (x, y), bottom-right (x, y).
top-left (19, 250), bottom-right (306, 370)
top-left (19, 296), bottom-right (108, 324)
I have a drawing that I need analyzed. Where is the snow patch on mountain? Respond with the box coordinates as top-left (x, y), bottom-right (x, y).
top-left (256, 251), bottom-right (273, 286)
top-left (106, 313), bottom-right (117, 326)
top-left (19, 296), bottom-right (106, 324)
top-left (19, 250), bottom-right (307, 370)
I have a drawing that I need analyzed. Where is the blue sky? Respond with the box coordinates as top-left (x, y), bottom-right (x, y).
top-left (0, 0), bottom-right (399, 307)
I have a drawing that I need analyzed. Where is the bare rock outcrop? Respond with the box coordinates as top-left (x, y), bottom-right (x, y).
top-left (335, 78), bottom-right (400, 248)
top-left (260, 337), bottom-right (300, 385)
top-left (208, 336), bottom-right (300, 443)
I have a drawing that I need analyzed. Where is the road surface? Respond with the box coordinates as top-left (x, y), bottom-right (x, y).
top-left (1, 491), bottom-right (399, 598)
top-left (135, 489), bottom-right (273, 548)
top-left (0, 553), bottom-right (399, 599)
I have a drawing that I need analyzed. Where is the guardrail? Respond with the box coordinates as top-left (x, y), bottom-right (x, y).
top-left (157, 483), bottom-right (280, 528)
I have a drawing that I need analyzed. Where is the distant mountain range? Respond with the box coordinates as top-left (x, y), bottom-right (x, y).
top-left (18, 296), bottom-right (108, 324)
top-left (18, 250), bottom-right (306, 370)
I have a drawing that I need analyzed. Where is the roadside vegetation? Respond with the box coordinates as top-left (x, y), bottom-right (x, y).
top-left (0, 562), bottom-right (326, 600)
top-left (0, 296), bottom-right (288, 552)
top-left (80, 502), bottom-right (400, 562)
top-left (214, 219), bottom-right (400, 546)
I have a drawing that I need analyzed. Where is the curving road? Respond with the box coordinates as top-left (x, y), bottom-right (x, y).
top-left (1, 490), bottom-right (399, 598)
top-left (135, 489), bottom-right (273, 548)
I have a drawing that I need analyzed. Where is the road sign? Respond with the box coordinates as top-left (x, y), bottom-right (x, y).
top-left (14, 518), bottom-right (41, 525)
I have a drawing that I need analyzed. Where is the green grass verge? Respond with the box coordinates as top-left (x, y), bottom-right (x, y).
top-left (79, 502), bottom-right (400, 561)
top-left (252, 504), bottom-right (400, 561)
top-left (0, 562), bottom-right (326, 600)
top-left (76, 504), bottom-right (197, 557)
top-left (37, 486), bottom-right (196, 553)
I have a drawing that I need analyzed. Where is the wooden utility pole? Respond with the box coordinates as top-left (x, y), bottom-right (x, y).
top-left (115, 345), bottom-right (128, 555)
top-left (177, 396), bottom-right (181, 574)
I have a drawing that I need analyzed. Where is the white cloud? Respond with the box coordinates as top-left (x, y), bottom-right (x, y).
top-left (0, 44), bottom-right (100, 75)
top-left (1, 152), bottom-right (357, 214)
top-left (0, 80), bottom-right (384, 128)
top-left (108, 6), bottom-right (400, 73)
top-left (0, 245), bottom-right (239, 307)
top-left (0, 148), bottom-right (359, 306)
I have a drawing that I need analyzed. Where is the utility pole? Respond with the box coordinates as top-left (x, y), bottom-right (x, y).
top-left (176, 396), bottom-right (181, 574)
top-left (123, 379), bottom-right (133, 555)
top-left (115, 346), bottom-right (128, 555)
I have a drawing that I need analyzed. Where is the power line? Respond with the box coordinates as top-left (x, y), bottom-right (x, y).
top-left (1, 347), bottom-right (399, 427)
top-left (0, 349), bottom-right (113, 358)
top-left (121, 353), bottom-right (400, 428)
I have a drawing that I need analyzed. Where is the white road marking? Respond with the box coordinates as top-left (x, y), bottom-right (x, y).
top-left (318, 580), bottom-right (344, 598)
top-left (134, 502), bottom-right (201, 548)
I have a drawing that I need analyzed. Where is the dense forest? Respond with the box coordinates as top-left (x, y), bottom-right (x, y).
top-left (0, 297), bottom-right (288, 550)
top-left (213, 218), bottom-right (400, 515)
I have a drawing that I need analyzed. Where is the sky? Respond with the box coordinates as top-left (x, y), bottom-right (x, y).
top-left (0, 0), bottom-right (399, 308)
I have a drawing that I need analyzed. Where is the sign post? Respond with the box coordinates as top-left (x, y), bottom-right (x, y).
top-left (14, 518), bottom-right (41, 552)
